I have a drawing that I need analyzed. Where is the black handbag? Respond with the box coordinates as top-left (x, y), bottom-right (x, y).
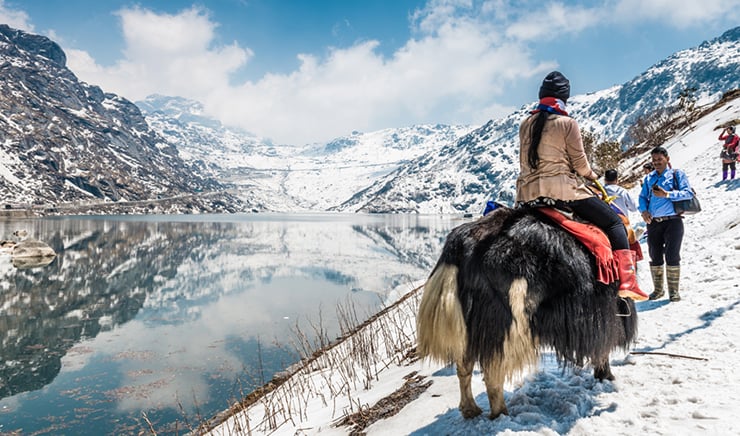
top-left (671, 171), bottom-right (701, 215)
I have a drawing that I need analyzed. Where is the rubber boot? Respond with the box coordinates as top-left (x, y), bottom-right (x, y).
top-left (648, 265), bottom-right (665, 300)
top-left (666, 265), bottom-right (681, 302)
top-left (722, 170), bottom-right (728, 181)
top-left (614, 249), bottom-right (648, 301)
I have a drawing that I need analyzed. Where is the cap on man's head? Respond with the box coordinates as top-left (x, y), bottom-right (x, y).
top-left (604, 169), bottom-right (618, 182)
top-left (539, 71), bottom-right (570, 102)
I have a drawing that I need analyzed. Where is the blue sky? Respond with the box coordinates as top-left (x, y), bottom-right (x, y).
top-left (2, 0), bottom-right (740, 144)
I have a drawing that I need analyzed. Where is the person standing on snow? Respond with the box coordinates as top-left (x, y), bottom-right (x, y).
top-left (604, 169), bottom-right (637, 215)
top-left (718, 126), bottom-right (739, 181)
top-left (515, 71), bottom-right (647, 301)
top-left (604, 169), bottom-right (643, 266)
top-left (638, 146), bottom-right (695, 302)
top-left (639, 162), bottom-right (654, 188)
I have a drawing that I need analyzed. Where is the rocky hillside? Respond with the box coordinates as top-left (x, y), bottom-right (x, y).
top-left (0, 25), bottom-right (242, 214)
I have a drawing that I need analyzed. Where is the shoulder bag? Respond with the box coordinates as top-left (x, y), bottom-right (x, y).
top-left (671, 170), bottom-right (701, 215)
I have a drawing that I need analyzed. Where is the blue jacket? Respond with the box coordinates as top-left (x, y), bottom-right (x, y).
top-left (638, 168), bottom-right (693, 218)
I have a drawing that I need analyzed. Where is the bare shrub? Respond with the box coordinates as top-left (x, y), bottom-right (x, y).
top-left (197, 286), bottom-right (425, 435)
top-left (592, 140), bottom-right (622, 173)
top-left (626, 106), bottom-right (678, 148)
top-left (580, 128), bottom-right (598, 160)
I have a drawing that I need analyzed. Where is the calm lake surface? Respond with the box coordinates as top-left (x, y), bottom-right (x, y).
top-left (0, 212), bottom-right (458, 435)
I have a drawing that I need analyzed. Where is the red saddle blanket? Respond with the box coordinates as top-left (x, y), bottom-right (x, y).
top-left (537, 208), bottom-right (619, 285)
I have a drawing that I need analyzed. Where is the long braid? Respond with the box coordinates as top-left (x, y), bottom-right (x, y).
top-left (527, 111), bottom-right (549, 170)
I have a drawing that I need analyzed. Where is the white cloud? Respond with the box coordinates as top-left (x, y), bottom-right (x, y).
top-left (55, 2), bottom-right (570, 144)
top-left (613, 0), bottom-right (740, 27)
top-left (67, 6), bottom-right (251, 102)
top-left (76, 1), bottom-right (550, 145)
top-left (6, 0), bottom-right (740, 145)
top-left (0, 0), bottom-right (33, 32)
top-left (505, 2), bottom-right (601, 40)
top-left (411, 0), bottom-right (476, 35)
top-left (65, 48), bottom-right (102, 76)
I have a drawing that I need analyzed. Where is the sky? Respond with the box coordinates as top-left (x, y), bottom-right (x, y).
top-left (209, 98), bottom-right (740, 435)
top-left (2, 0), bottom-right (740, 145)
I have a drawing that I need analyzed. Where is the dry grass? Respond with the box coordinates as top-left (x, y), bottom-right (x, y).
top-left (192, 284), bottom-right (425, 435)
top-left (333, 370), bottom-right (432, 435)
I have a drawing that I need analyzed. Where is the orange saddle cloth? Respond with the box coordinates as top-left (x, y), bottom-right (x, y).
top-left (537, 208), bottom-right (619, 285)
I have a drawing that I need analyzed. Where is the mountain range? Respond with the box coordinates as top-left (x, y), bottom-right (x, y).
top-left (0, 24), bottom-right (739, 215)
top-left (140, 26), bottom-right (740, 214)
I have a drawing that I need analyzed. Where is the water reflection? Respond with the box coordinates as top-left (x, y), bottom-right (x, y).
top-left (0, 213), bottom-right (456, 434)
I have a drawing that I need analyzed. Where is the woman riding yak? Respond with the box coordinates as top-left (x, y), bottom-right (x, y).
top-left (515, 71), bottom-right (647, 301)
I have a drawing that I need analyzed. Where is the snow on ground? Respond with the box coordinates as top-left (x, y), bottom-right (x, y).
top-left (208, 101), bottom-right (740, 436)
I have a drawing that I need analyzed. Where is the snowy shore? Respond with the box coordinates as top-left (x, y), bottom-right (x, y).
top-left (206, 101), bottom-right (740, 436)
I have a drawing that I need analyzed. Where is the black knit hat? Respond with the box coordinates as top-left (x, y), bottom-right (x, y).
top-left (604, 169), bottom-right (618, 182)
top-left (539, 71), bottom-right (570, 102)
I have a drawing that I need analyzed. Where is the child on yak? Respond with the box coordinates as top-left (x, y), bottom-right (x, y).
top-left (719, 126), bottom-right (739, 181)
top-left (515, 71), bottom-right (648, 301)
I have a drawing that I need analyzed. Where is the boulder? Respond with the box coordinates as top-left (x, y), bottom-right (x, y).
top-left (11, 239), bottom-right (56, 268)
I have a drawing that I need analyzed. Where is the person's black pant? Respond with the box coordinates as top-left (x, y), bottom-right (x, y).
top-left (647, 218), bottom-right (684, 266)
top-left (567, 196), bottom-right (629, 250)
top-left (722, 161), bottom-right (736, 172)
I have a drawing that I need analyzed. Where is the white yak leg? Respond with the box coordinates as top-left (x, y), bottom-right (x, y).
top-left (483, 361), bottom-right (508, 419)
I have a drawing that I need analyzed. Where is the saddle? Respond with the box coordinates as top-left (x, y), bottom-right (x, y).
top-left (536, 207), bottom-right (619, 286)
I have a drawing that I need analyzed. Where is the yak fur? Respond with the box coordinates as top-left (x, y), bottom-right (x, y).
top-left (417, 206), bottom-right (637, 419)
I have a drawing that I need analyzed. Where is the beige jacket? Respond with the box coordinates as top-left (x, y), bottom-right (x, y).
top-left (516, 113), bottom-right (595, 203)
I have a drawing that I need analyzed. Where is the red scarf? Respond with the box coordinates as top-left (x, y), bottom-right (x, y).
top-left (531, 97), bottom-right (568, 116)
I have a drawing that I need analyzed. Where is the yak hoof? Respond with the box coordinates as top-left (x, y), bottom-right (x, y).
top-left (594, 366), bottom-right (615, 381)
top-left (460, 404), bottom-right (483, 419)
top-left (488, 407), bottom-right (509, 420)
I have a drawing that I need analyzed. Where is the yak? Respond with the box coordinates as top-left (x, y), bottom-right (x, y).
top-left (417, 206), bottom-right (637, 419)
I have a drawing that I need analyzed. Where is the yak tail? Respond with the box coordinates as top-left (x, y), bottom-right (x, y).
top-left (417, 263), bottom-right (467, 363)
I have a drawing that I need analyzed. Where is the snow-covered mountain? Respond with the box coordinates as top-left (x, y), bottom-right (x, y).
top-left (138, 96), bottom-right (474, 211)
top-left (574, 26), bottom-right (740, 141)
top-left (139, 27), bottom-right (740, 215)
top-left (137, 94), bottom-right (280, 177)
top-left (334, 117), bottom-right (521, 213)
top-left (0, 25), bottom-right (242, 214)
top-left (338, 27), bottom-right (740, 214)
top-left (2, 23), bottom-right (739, 216)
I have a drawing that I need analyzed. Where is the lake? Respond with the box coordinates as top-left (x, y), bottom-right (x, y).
top-left (0, 213), bottom-right (458, 435)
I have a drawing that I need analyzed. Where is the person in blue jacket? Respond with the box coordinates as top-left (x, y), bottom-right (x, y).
top-left (638, 146), bottom-right (695, 302)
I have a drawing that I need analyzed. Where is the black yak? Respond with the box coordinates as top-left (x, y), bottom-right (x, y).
top-left (417, 206), bottom-right (637, 419)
